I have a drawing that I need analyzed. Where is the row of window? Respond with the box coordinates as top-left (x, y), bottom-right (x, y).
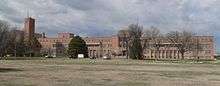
top-left (145, 56), bottom-right (212, 59)
top-left (102, 44), bottom-right (112, 47)
top-left (198, 38), bottom-right (213, 42)
top-left (88, 50), bottom-right (111, 55)
top-left (87, 44), bottom-right (112, 48)
top-left (145, 50), bottom-right (212, 54)
top-left (39, 39), bottom-right (69, 43)
top-left (201, 44), bottom-right (213, 49)
top-left (85, 39), bottom-right (112, 43)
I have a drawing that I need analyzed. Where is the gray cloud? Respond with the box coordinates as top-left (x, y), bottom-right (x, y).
top-left (0, 0), bottom-right (220, 52)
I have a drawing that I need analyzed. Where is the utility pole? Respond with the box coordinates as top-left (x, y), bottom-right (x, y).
top-left (14, 43), bottom-right (17, 57)
top-left (99, 41), bottom-right (103, 58)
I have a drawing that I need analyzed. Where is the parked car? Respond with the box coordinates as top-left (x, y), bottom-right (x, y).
top-left (103, 56), bottom-right (111, 60)
top-left (45, 55), bottom-right (53, 58)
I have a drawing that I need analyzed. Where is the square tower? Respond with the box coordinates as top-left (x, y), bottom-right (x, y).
top-left (24, 17), bottom-right (35, 40)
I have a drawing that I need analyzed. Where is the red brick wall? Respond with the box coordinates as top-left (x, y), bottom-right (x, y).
top-left (24, 17), bottom-right (35, 40)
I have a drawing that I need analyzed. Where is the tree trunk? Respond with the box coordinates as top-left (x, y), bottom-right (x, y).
top-left (181, 52), bottom-right (184, 60)
top-left (126, 46), bottom-right (129, 59)
top-left (14, 44), bottom-right (17, 57)
top-left (157, 49), bottom-right (160, 60)
top-left (177, 51), bottom-right (180, 59)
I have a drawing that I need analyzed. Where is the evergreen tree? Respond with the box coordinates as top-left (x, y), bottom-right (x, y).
top-left (68, 36), bottom-right (88, 58)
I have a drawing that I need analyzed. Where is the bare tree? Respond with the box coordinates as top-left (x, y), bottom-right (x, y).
top-left (166, 31), bottom-right (180, 59)
top-left (26, 36), bottom-right (42, 57)
top-left (7, 29), bottom-right (25, 57)
top-left (127, 24), bottom-right (144, 60)
top-left (166, 30), bottom-right (194, 59)
top-left (118, 30), bottom-right (130, 59)
top-left (143, 26), bottom-right (164, 60)
top-left (0, 20), bottom-right (10, 57)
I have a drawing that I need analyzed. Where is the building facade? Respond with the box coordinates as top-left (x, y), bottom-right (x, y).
top-left (23, 17), bottom-right (35, 41)
top-left (84, 31), bottom-right (215, 60)
top-left (22, 17), bottom-right (215, 60)
top-left (83, 36), bottom-right (120, 58)
top-left (141, 36), bottom-right (215, 60)
top-left (38, 32), bottom-right (74, 56)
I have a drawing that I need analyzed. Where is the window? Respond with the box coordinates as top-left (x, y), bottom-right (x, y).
top-left (205, 50), bottom-right (211, 54)
top-left (209, 39), bottom-right (213, 42)
top-left (52, 44), bottom-right (56, 47)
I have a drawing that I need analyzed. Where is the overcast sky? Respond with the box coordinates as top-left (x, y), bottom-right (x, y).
top-left (0, 0), bottom-right (220, 53)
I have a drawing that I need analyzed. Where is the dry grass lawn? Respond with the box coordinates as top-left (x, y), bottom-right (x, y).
top-left (0, 58), bottom-right (220, 86)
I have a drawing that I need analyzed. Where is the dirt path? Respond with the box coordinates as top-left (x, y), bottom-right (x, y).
top-left (0, 59), bottom-right (220, 86)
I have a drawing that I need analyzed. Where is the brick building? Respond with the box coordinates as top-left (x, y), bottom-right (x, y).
top-left (83, 36), bottom-right (120, 58)
top-left (22, 17), bottom-right (215, 60)
top-left (23, 17), bottom-right (35, 41)
top-left (117, 30), bottom-right (215, 60)
top-left (141, 36), bottom-right (215, 60)
top-left (38, 32), bottom-right (74, 56)
top-left (82, 34), bottom-right (215, 60)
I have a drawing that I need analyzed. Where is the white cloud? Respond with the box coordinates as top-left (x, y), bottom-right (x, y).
top-left (1, 0), bottom-right (220, 52)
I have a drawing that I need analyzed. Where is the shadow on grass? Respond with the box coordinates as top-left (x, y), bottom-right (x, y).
top-left (0, 68), bottom-right (23, 73)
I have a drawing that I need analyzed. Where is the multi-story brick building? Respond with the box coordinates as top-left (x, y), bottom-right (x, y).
top-left (117, 30), bottom-right (215, 60)
top-left (38, 32), bottom-right (74, 56)
top-left (83, 36), bottom-right (120, 58)
top-left (142, 36), bottom-right (215, 60)
top-left (22, 17), bottom-right (215, 60)
top-left (82, 33), bottom-right (215, 60)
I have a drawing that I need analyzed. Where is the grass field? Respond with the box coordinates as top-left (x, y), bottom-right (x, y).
top-left (0, 58), bottom-right (220, 86)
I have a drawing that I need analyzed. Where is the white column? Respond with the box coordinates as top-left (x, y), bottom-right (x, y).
top-left (164, 50), bottom-right (167, 59)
